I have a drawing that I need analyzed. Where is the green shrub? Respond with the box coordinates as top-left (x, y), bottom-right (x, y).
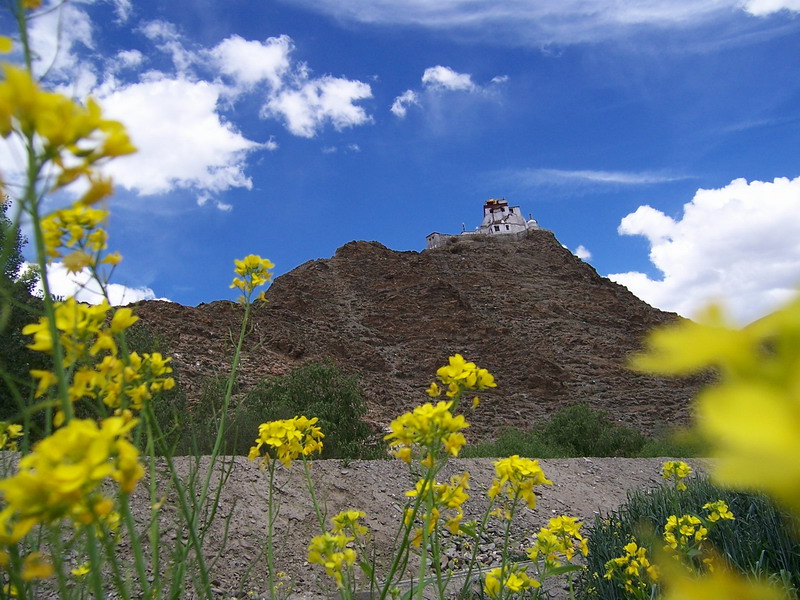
top-left (575, 476), bottom-right (800, 599)
top-left (206, 361), bottom-right (374, 459)
top-left (539, 402), bottom-right (647, 457)
top-left (461, 427), bottom-right (564, 459)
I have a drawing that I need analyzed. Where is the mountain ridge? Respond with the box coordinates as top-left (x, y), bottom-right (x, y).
top-left (135, 230), bottom-right (700, 440)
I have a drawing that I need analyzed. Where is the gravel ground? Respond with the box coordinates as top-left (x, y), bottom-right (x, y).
top-left (123, 456), bottom-right (708, 599)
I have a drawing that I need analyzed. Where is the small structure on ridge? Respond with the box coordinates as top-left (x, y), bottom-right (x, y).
top-left (426, 198), bottom-right (542, 250)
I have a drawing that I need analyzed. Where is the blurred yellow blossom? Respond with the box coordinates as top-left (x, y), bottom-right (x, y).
top-left (21, 552), bottom-right (53, 581)
top-left (632, 297), bottom-right (800, 513)
top-left (0, 415), bottom-right (143, 541)
top-left (0, 423), bottom-right (23, 451)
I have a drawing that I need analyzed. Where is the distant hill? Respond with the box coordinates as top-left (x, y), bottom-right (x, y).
top-left (135, 230), bottom-right (701, 440)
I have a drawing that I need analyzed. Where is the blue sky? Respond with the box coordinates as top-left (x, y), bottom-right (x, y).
top-left (3, 0), bottom-right (800, 323)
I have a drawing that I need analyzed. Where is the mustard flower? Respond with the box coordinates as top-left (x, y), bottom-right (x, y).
top-left (331, 510), bottom-right (368, 537)
top-left (21, 552), bottom-right (53, 581)
top-left (307, 532), bottom-right (357, 589)
top-left (487, 455), bottom-right (552, 510)
top-left (405, 472), bottom-right (470, 535)
top-left (662, 460), bottom-right (692, 492)
top-left (70, 562), bottom-right (91, 577)
top-left (631, 298), bottom-right (800, 513)
top-left (702, 499), bottom-right (734, 523)
top-left (604, 541), bottom-right (659, 596)
top-left (248, 416), bottom-right (324, 468)
top-left (663, 515), bottom-right (708, 552)
top-left (483, 564), bottom-right (540, 599)
top-left (0, 415), bottom-right (144, 539)
top-left (384, 400), bottom-right (468, 461)
top-left (427, 353), bottom-right (496, 403)
top-left (527, 515), bottom-right (588, 568)
top-left (659, 560), bottom-right (787, 600)
top-left (0, 422), bottom-right (23, 451)
top-left (230, 254), bottom-right (274, 303)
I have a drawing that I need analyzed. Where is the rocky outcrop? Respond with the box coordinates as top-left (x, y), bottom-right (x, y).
top-left (134, 230), bottom-right (701, 440)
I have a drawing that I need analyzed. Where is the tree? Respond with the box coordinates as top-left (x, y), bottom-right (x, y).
top-left (0, 196), bottom-right (45, 424)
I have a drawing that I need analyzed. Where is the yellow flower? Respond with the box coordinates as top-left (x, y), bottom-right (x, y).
top-left (662, 460), bottom-right (692, 492)
top-left (487, 455), bottom-right (552, 510)
top-left (70, 562), bottom-right (91, 577)
top-left (660, 559), bottom-right (787, 600)
top-left (0, 416), bottom-right (143, 533)
top-left (527, 515), bottom-right (587, 568)
top-left (249, 416), bottom-right (324, 468)
top-left (21, 552), bottom-right (53, 581)
top-left (0, 422), bottom-right (23, 451)
top-left (633, 297), bottom-right (800, 513)
top-left (384, 400), bottom-right (468, 459)
top-left (483, 565), bottom-right (539, 599)
top-left (703, 500), bottom-right (734, 522)
top-left (0, 37), bottom-right (12, 54)
top-left (434, 354), bottom-right (496, 401)
top-left (331, 510), bottom-right (368, 536)
top-left (604, 541), bottom-right (658, 595)
top-left (230, 254), bottom-right (275, 303)
top-left (307, 532), bottom-right (357, 589)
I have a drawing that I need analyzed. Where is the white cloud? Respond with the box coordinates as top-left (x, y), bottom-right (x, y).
top-left (491, 75), bottom-right (509, 84)
top-left (742, 0), bottom-right (800, 15)
top-left (278, 0), bottom-right (800, 45)
top-left (28, 1), bottom-right (94, 80)
top-left (608, 176), bottom-right (800, 324)
top-left (210, 34), bottom-right (293, 90)
top-left (36, 263), bottom-right (164, 306)
top-left (98, 77), bottom-right (261, 195)
top-left (535, 168), bottom-right (688, 185)
top-left (263, 76), bottom-right (373, 138)
top-left (139, 20), bottom-right (196, 76)
top-left (574, 245), bottom-right (592, 260)
top-left (391, 89), bottom-right (419, 118)
top-left (422, 65), bottom-right (475, 91)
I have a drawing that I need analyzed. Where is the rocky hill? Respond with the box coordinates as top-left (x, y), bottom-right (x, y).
top-left (134, 230), bottom-right (702, 440)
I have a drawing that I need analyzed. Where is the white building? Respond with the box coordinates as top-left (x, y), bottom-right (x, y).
top-left (426, 198), bottom-right (541, 249)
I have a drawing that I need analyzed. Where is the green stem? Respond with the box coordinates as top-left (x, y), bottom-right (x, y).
top-left (266, 461), bottom-right (277, 600)
top-left (458, 497), bottom-right (495, 599)
top-left (120, 493), bottom-right (151, 599)
top-left (302, 456), bottom-right (327, 533)
top-left (497, 495), bottom-right (520, 600)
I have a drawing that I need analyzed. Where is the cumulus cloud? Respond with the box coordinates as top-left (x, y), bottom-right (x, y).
top-left (574, 245), bottom-right (592, 260)
top-left (35, 263), bottom-right (164, 306)
top-left (263, 76), bottom-right (373, 138)
top-left (390, 89), bottom-right (419, 118)
top-left (210, 34), bottom-right (293, 90)
top-left (391, 65), bottom-right (501, 119)
top-left (28, 1), bottom-right (95, 86)
top-left (97, 77), bottom-right (262, 196)
top-left (422, 65), bottom-right (475, 91)
top-left (608, 176), bottom-right (800, 324)
top-left (278, 0), bottom-right (800, 45)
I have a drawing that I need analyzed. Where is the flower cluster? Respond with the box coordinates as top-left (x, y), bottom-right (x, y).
top-left (23, 298), bottom-right (173, 415)
top-left (41, 202), bottom-right (120, 273)
top-left (230, 254), bottom-right (275, 303)
top-left (331, 510), bottom-right (368, 537)
top-left (307, 531), bottom-right (357, 589)
top-left (661, 461), bottom-right (693, 492)
top-left (405, 472), bottom-right (470, 541)
top-left (0, 415), bottom-right (144, 545)
top-left (702, 499), bottom-right (734, 523)
top-left (0, 422), bottom-right (22, 451)
top-left (483, 564), bottom-right (540, 599)
top-left (526, 515), bottom-right (588, 569)
top-left (604, 541), bottom-right (659, 596)
top-left (426, 353), bottom-right (495, 404)
top-left (487, 455), bottom-right (552, 511)
top-left (384, 400), bottom-right (468, 463)
top-left (248, 416), bottom-right (324, 468)
top-left (0, 64), bottom-right (135, 194)
top-left (663, 514), bottom-right (708, 552)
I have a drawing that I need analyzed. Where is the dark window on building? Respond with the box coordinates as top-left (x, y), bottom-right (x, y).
top-left (505, 225), bottom-right (510, 230)
top-left (494, 225), bottom-right (500, 231)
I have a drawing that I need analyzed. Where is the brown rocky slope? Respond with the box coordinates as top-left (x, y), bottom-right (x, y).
top-left (134, 230), bottom-right (700, 440)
